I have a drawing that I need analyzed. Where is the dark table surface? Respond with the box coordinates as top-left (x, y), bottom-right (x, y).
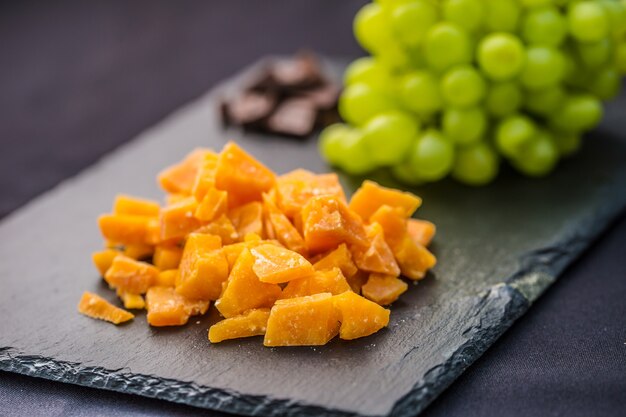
top-left (0, 1), bottom-right (624, 416)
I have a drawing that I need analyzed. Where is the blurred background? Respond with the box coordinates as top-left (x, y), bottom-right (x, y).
top-left (1, 1), bottom-right (624, 417)
top-left (0, 0), bottom-right (365, 218)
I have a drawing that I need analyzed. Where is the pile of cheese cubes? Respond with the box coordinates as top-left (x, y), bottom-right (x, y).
top-left (79, 142), bottom-right (436, 346)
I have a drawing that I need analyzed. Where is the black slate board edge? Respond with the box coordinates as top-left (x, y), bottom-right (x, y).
top-left (506, 199), bottom-right (626, 302)
top-left (0, 283), bottom-right (528, 417)
top-left (0, 348), bottom-right (361, 417)
top-left (390, 202), bottom-right (626, 417)
top-left (1, 200), bottom-right (623, 417)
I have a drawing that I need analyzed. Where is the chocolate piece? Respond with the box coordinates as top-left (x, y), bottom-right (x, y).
top-left (223, 92), bottom-right (276, 126)
top-left (220, 52), bottom-right (340, 136)
top-left (270, 52), bottom-right (324, 90)
top-left (298, 82), bottom-right (341, 110)
top-left (242, 64), bottom-right (276, 93)
top-left (265, 98), bottom-right (317, 137)
top-left (316, 107), bottom-right (342, 127)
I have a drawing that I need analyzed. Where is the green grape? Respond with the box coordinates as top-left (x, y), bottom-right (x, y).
top-left (400, 70), bottom-right (443, 117)
top-left (338, 83), bottom-right (396, 126)
top-left (616, 42), bottom-right (626, 74)
top-left (340, 0), bottom-right (615, 185)
top-left (522, 6), bottom-right (567, 47)
top-left (524, 85), bottom-right (566, 116)
top-left (391, 0), bottom-right (439, 46)
top-left (567, 1), bottom-right (609, 42)
top-left (354, 3), bottom-right (394, 53)
top-left (477, 33), bottom-right (526, 81)
top-left (496, 114), bottom-right (537, 157)
top-left (441, 65), bottom-right (487, 107)
top-left (361, 111), bottom-right (420, 166)
top-left (452, 143), bottom-right (500, 185)
top-left (561, 50), bottom-right (586, 87)
top-left (598, 0), bottom-right (626, 37)
top-left (520, 46), bottom-right (565, 90)
top-left (374, 0), bottom-right (415, 8)
top-left (409, 129), bottom-right (455, 181)
top-left (443, 0), bottom-right (484, 33)
top-left (511, 130), bottom-right (559, 177)
top-left (336, 130), bottom-right (376, 175)
top-left (376, 42), bottom-right (411, 70)
top-left (391, 162), bottom-right (426, 186)
top-left (550, 94), bottom-right (603, 132)
top-left (520, 0), bottom-right (555, 7)
top-left (442, 107), bottom-right (487, 145)
top-left (343, 57), bottom-right (392, 90)
top-left (552, 131), bottom-right (582, 156)
top-left (589, 68), bottom-right (621, 100)
top-left (576, 38), bottom-right (612, 69)
top-left (424, 23), bottom-right (472, 72)
top-left (485, 82), bottom-right (523, 118)
top-left (484, 0), bottom-right (520, 32)
top-left (406, 46), bottom-right (428, 69)
top-left (318, 123), bottom-right (352, 166)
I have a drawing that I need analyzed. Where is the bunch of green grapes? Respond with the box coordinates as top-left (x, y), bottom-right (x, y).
top-left (319, 0), bottom-right (626, 185)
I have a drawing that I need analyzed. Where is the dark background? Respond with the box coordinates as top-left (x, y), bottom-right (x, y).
top-left (0, 1), bottom-right (624, 416)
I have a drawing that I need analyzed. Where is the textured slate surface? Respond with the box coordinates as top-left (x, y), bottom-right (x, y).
top-left (0, 60), bottom-right (625, 417)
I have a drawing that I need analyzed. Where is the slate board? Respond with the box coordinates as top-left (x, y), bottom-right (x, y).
top-left (1, 59), bottom-right (625, 417)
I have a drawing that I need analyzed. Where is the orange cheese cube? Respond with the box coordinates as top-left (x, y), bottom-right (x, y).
top-left (281, 268), bottom-right (351, 299)
top-left (215, 142), bottom-right (276, 207)
top-left (104, 255), bottom-right (158, 294)
top-left (116, 290), bottom-right (146, 310)
top-left (250, 244), bottom-right (314, 284)
top-left (98, 214), bottom-right (153, 246)
top-left (159, 197), bottom-right (201, 241)
top-left (346, 270), bottom-right (369, 294)
top-left (349, 180), bottom-right (421, 220)
top-left (192, 151), bottom-right (220, 201)
top-left (333, 291), bottom-right (389, 340)
top-left (153, 245), bottom-right (183, 270)
top-left (78, 292), bottom-right (134, 324)
top-left (263, 194), bottom-right (307, 255)
top-left (222, 237), bottom-right (272, 270)
top-left (350, 223), bottom-right (400, 276)
top-left (275, 169), bottom-right (346, 219)
top-left (92, 249), bottom-right (121, 276)
top-left (407, 219), bottom-right (436, 247)
top-left (223, 242), bottom-right (250, 270)
top-left (361, 274), bottom-right (408, 305)
top-left (158, 148), bottom-right (213, 195)
top-left (208, 309), bottom-right (270, 343)
top-left (145, 217), bottom-right (162, 245)
top-left (156, 269), bottom-right (178, 287)
top-left (165, 193), bottom-right (188, 206)
top-left (215, 248), bottom-right (281, 318)
top-left (370, 206), bottom-right (436, 280)
top-left (122, 243), bottom-right (154, 260)
top-left (369, 205), bottom-right (407, 248)
top-left (176, 234), bottom-right (228, 301)
top-left (313, 243), bottom-right (358, 278)
top-left (146, 286), bottom-right (209, 327)
top-left (113, 194), bottom-right (160, 217)
top-left (301, 195), bottom-right (368, 254)
top-left (392, 235), bottom-right (437, 281)
top-left (228, 202), bottom-right (264, 238)
top-left (194, 188), bottom-right (228, 222)
top-left (264, 293), bottom-right (340, 347)
top-left (186, 230), bottom-right (224, 253)
top-left (194, 215), bottom-right (239, 245)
